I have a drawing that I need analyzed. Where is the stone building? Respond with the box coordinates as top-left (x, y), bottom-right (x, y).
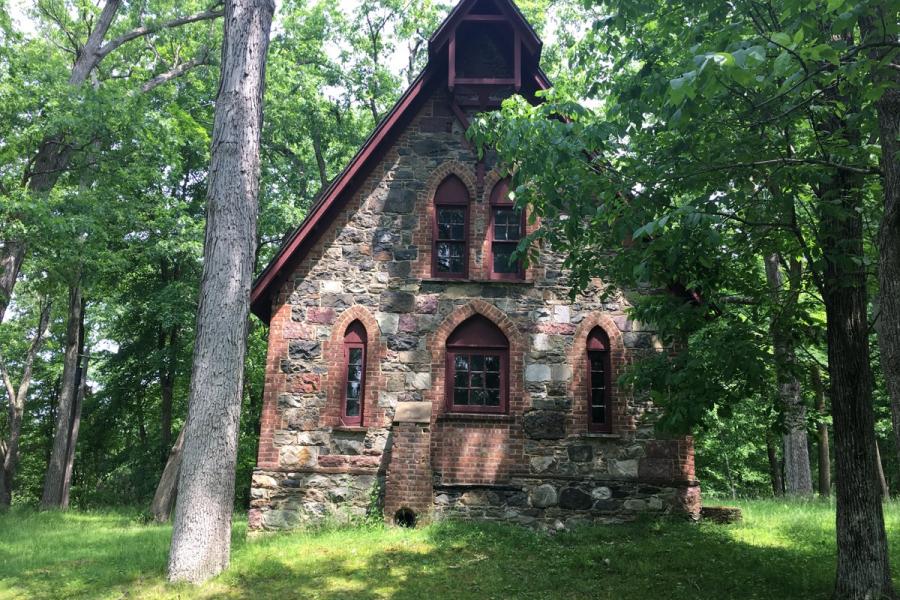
top-left (248, 0), bottom-right (700, 531)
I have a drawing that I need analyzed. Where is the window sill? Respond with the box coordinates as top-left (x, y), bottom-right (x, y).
top-left (437, 413), bottom-right (515, 423)
top-left (578, 432), bottom-right (621, 439)
top-left (422, 278), bottom-right (531, 285)
top-left (334, 425), bottom-right (367, 433)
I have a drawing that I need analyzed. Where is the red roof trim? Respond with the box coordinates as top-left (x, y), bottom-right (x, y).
top-left (429, 0), bottom-right (541, 59)
top-left (250, 70), bottom-right (433, 321)
top-left (251, 0), bottom-right (552, 323)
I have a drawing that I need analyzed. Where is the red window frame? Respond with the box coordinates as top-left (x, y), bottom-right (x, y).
top-left (432, 175), bottom-right (470, 279)
top-left (342, 321), bottom-right (367, 426)
top-left (488, 179), bottom-right (525, 280)
top-left (587, 327), bottom-right (611, 433)
top-left (445, 315), bottom-right (509, 414)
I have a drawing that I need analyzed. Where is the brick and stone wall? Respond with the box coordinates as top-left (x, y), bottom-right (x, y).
top-left (249, 83), bottom-right (700, 531)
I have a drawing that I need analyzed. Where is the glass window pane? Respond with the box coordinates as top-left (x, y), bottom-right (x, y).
top-left (591, 371), bottom-right (605, 388)
top-left (486, 372), bottom-right (500, 390)
top-left (346, 397), bottom-right (360, 416)
top-left (454, 371), bottom-right (468, 389)
top-left (485, 355), bottom-right (499, 371)
top-left (347, 381), bottom-right (360, 399)
top-left (455, 354), bottom-right (469, 371)
top-left (492, 243), bottom-right (518, 273)
top-left (591, 403), bottom-right (605, 423)
top-left (470, 373), bottom-right (484, 388)
top-left (486, 388), bottom-right (500, 406)
top-left (471, 355), bottom-right (484, 371)
top-left (438, 208), bottom-right (465, 240)
top-left (471, 389), bottom-right (487, 405)
top-left (348, 347), bottom-right (363, 366)
top-left (437, 242), bottom-right (464, 273)
top-left (454, 387), bottom-right (469, 405)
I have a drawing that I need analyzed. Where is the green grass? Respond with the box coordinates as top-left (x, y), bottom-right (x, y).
top-left (0, 499), bottom-right (898, 599)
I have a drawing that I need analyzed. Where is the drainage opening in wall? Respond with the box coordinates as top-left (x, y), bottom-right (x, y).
top-left (394, 507), bottom-right (417, 528)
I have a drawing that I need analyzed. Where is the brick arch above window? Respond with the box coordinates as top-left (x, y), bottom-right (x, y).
top-left (414, 162), bottom-right (478, 279)
top-left (322, 305), bottom-right (386, 429)
top-left (568, 313), bottom-right (632, 434)
top-left (428, 299), bottom-right (527, 418)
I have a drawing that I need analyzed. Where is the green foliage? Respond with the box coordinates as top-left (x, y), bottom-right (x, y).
top-left (1, 501), bottom-right (899, 598)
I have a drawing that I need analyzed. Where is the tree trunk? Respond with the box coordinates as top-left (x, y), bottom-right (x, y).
top-left (875, 440), bottom-right (890, 499)
top-left (0, 242), bottom-right (25, 324)
top-left (766, 429), bottom-right (784, 497)
top-left (167, 0), bottom-right (274, 584)
top-left (0, 299), bottom-right (52, 507)
top-left (861, 5), bottom-right (900, 487)
top-left (152, 428), bottom-right (185, 523)
top-left (811, 365), bottom-right (831, 497)
top-left (60, 346), bottom-right (88, 509)
top-left (819, 171), bottom-right (894, 599)
top-left (764, 253), bottom-right (813, 495)
top-left (158, 324), bottom-right (178, 462)
top-left (311, 133), bottom-right (328, 190)
top-left (40, 281), bottom-right (84, 509)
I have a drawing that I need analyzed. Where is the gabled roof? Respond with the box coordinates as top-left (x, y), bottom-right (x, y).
top-left (251, 0), bottom-right (550, 323)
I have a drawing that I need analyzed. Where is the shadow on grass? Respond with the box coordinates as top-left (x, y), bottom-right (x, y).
top-left (2, 504), bottom-right (898, 599)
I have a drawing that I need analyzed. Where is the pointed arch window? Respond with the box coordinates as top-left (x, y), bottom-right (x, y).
top-left (488, 178), bottom-right (525, 280)
top-left (432, 175), bottom-right (470, 278)
top-left (587, 327), bottom-right (611, 432)
top-left (446, 315), bottom-right (508, 414)
top-left (342, 320), bottom-right (367, 426)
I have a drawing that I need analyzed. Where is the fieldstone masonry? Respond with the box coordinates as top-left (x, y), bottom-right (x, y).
top-left (249, 0), bottom-right (700, 531)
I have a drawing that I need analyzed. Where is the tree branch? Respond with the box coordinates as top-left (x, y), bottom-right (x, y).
top-left (97, 7), bottom-right (224, 61)
top-left (140, 50), bottom-right (213, 93)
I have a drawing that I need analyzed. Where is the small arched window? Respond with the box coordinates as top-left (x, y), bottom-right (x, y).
top-left (342, 320), bottom-right (367, 426)
top-left (432, 175), bottom-right (470, 278)
top-left (446, 315), bottom-right (508, 414)
top-left (488, 178), bottom-right (525, 280)
top-left (587, 327), bottom-right (611, 432)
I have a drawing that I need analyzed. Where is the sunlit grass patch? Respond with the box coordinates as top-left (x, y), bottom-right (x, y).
top-left (0, 499), bottom-right (898, 599)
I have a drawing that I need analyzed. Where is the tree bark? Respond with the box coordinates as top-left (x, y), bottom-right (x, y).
top-left (811, 364), bottom-right (831, 497)
top-left (0, 242), bottom-right (25, 324)
top-left (764, 253), bottom-right (813, 495)
top-left (818, 170), bottom-right (894, 599)
top-left (152, 428), bottom-right (185, 523)
top-left (875, 440), bottom-right (890, 499)
top-left (766, 428), bottom-right (784, 497)
top-left (60, 346), bottom-right (88, 508)
top-left (40, 281), bottom-right (84, 509)
top-left (167, 0), bottom-right (274, 584)
top-left (311, 132), bottom-right (328, 190)
top-left (158, 323), bottom-right (179, 462)
top-left (861, 5), bottom-right (900, 487)
top-left (0, 299), bottom-right (52, 507)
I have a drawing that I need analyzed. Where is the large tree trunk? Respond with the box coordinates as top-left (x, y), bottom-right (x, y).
top-left (40, 282), bottom-right (84, 509)
top-left (811, 365), bottom-right (831, 497)
top-left (152, 428), bottom-right (185, 523)
top-left (167, 0), bottom-right (274, 584)
top-left (861, 5), bottom-right (900, 485)
top-left (0, 299), bottom-right (52, 507)
top-left (765, 429), bottom-right (784, 497)
top-left (764, 253), bottom-right (813, 495)
top-left (819, 171), bottom-right (894, 599)
top-left (60, 346), bottom-right (88, 508)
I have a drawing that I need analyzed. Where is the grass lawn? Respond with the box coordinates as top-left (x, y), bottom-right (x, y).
top-left (0, 499), bottom-right (898, 599)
